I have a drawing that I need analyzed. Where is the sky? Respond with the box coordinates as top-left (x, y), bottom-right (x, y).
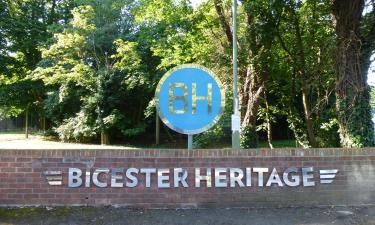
top-left (367, 56), bottom-right (375, 86)
top-left (190, 0), bottom-right (204, 8)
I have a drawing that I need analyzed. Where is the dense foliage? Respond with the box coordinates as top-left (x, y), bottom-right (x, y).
top-left (0, 0), bottom-right (374, 148)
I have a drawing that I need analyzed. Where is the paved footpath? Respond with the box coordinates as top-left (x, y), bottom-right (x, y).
top-left (0, 206), bottom-right (375, 225)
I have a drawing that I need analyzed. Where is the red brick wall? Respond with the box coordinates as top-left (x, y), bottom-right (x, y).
top-left (0, 148), bottom-right (374, 208)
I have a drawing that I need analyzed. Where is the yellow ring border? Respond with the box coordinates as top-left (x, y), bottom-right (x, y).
top-left (155, 64), bottom-right (225, 135)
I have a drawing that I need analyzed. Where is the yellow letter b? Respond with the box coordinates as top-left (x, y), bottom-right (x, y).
top-left (169, 83), bottom-right (188, 114)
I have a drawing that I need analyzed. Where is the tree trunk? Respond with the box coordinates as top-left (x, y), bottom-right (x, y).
top-left (213, 0), bottom-right (233, 47)
top-left (25, 106), bottom-right (29, 139)
top-left (47, 0), bottom-right (57, 25)
top-left (242, 65), bottom-right (264, 128)
top-left (301, 85), bottom-right (318, 147)
top-left (156, 108), bottom-right (160, 145)
top-left (42, 116), bottom-right (46, 134)
top-left (264, 91), bottom-right (274, 149)
top-left (293, 7), bottom-right (318, 148)
top-left (332, 0), bottom-right (375, 147)
top-left (101, 130), bottom-right (109, 145)
top-left (287, 72), bottom-right (310, 148)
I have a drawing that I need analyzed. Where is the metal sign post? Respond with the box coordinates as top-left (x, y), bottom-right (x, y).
top-left (155, 108), bottom-right (160, 145)
top-left (155, 64), bottom-right (225, 150)
top-left (188, 135), bottom-right (193, 150)
top-left (232, 0), bottom-right (241, 149)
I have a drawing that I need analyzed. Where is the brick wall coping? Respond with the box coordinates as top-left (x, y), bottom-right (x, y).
top-left (0, 148), bottom-right (374, 158)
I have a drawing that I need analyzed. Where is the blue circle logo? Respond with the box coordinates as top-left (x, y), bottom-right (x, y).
top-left (155, 64), bottom-right (225, 135)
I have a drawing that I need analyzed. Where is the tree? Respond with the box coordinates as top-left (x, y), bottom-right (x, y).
top-left (269, 0), bottom-right (337, 148)
top-left (33, 3), bottom-right (149, 144)
top-left (1, 0), bottom-right (369, 149)
top-left (134, 0), bottom-right (280, 147)
top-left (332, 0), bottom-right (375, 147)
top-left (0, 0), bottom-right (74, 136)
top-left (0, 79), bottom-right (45, 137)
top-left (134, 0), bottom-right (340, 148)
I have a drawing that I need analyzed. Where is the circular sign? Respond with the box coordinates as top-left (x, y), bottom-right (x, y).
top-left (155, 64), bottom-right (225, 135)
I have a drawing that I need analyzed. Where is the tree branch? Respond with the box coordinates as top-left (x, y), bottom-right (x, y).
top-left (276, 29), bottom-right (296, 64)
top-left (213, 0), bottom-right (233, 47)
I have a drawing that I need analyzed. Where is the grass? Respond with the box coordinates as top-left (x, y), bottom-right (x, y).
top-left (258, 139), bottom-right (298, 148)
top-left (0, 207), bottom-right (45, 219)
top-left (0, 130), bottom-right (25, 134)
top-left (0, 130), bottom-right (298, 149)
